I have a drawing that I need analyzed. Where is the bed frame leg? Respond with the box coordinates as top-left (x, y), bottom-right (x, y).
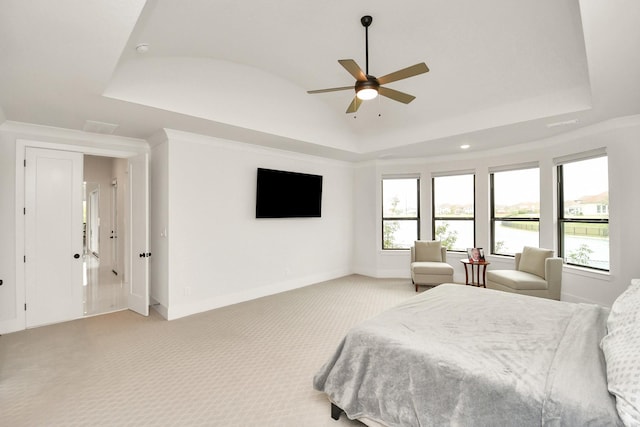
top-left (331, 403), bottom-right (343, 420)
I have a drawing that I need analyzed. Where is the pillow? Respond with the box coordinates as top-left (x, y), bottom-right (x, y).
top-left (607, 279), bottom-right (640, 331)
top-left (518, 246), bottom-right (553, 279)
top-left (601, 279), bottom-right (640, 426)
top-left (414, 240), bottom-right (442, 262)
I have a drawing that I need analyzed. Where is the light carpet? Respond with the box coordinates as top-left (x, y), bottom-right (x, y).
top-left (0, 275), bottom-right (419, 426)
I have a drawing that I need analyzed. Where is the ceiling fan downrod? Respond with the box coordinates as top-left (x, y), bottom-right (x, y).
top-left (361, 15), bottom-right (372, 76)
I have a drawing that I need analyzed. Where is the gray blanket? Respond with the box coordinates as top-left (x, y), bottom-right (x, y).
top-left (313, 284), bottom-right (622, 426)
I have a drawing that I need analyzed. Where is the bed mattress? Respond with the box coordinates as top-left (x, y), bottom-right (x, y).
top-left (314, 284), bottom-right (622, 426)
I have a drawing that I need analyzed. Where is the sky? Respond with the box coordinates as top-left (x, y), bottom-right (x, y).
top-left (562, 156), bottom-right (608, 200)
top-left (383, 155), bottom-right (608, 211)
top-left (383, 178), bottom-right (418, 215)
top-left (492, 168), bottom-right (540, 206)
top-left (435, 157), bottom-right (608, 206)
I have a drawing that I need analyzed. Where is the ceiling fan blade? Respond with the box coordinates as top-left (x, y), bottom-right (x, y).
top-left (346, 96), bottom-right (363, 113)
top-left (338, 59), bottom-right (367, 82)
top-left (379, 86), bottom-right (416, 104)
top-left (377, 63), bottom-right (429, 85)
top-left (307, 86), bottom-right (354, 94)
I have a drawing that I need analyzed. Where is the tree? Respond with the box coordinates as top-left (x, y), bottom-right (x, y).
top-left (383, 197), bottom-right (401, 248)
top-left (435, 222), bottom-right (458, 250)
top-left (494, 240), bottom-right (505, 253)
top-left (568, 244), bottom-right (593, 265)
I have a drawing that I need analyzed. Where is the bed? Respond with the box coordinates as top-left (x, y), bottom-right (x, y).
top-left (313, 282), bottom-right (639, 426)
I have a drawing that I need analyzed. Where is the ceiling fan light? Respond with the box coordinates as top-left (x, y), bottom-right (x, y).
top-left (357, 87), bottom-right (378, 100)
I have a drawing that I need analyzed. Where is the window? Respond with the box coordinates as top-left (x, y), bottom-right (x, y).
top-left (382, 177), bottom-right (419, 249)
top-left (491, 167), bottom-right (540, 255)
top-left (432, 174), bottom-right (474, 251)
top-left (558, 155), bottom-right (609, 271)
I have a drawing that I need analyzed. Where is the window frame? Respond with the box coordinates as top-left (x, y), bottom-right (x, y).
top-left (490, 166), bottom-right (540, 256)
top-left (381, 176), bottom-right (420, 250)
top-left (431, 173), bottom-right (476, 252)
top-left (557, 156), bottom-right (609, 272)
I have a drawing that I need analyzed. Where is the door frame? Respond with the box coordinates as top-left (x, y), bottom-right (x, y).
top-left (111, 178), bottom-right (119, 275)
top-left (87, 184), bottom-right (100, 257)
top-left (13, 137), bottom-right (148, 331)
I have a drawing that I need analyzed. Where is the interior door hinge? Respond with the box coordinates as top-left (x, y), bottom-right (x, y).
top-left (24, 159), bottom-right (26, 167)
top-left (23, 207), bottom-right (26, 215)
top-left (23, 255), bottom-right (26, 263)
top-left (24, 303), bottom-right (27, 311)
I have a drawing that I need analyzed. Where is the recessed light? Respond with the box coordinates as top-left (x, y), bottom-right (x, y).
top-left (460, 144), bottom-right (470, 150)
top-left (135, 43), bottom-right (150, 54)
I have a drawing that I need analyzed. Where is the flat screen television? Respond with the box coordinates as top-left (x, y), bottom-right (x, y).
top-left (256, 168), bottom-right (323, 218)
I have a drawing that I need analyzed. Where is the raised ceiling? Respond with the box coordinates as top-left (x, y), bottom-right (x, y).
top-left (0, 0), bottom-right (639, 161)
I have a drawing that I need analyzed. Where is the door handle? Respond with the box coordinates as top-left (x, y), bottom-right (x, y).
top-left (73, 253), bottom-right (80, 259)
top-left (139, 252), bottom-right (152, 258)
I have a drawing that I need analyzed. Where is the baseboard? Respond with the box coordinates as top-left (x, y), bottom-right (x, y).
top-left (166, 268), bottom-right (352, 320)
top-left (150, 298), bottom-right (169, 319)
top-left (352, 266), bottom-right (378, 277)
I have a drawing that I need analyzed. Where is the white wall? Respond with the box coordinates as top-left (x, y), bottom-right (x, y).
top-left (149, 138), bottom-right (169, 315)
top-left (353, 163), bottom-right (377, 276)
top-left (354, 116), bottom-right (640, 307)
top-left (0, 132), bottom-right (16, 325)
top-left (152, 130), bottom-right (355, 320)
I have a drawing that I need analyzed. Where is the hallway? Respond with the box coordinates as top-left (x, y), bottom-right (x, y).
top-left (83, 253), bottom-right (127, 316)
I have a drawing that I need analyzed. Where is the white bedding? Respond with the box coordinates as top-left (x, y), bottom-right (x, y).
top-left (314, 284), bottom-right (622, 426)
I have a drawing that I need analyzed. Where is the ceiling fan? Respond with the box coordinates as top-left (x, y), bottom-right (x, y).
top-left (307, 15), bottom-right (429, 113)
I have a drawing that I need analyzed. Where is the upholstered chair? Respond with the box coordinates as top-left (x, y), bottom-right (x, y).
top-left (486, 246), bottom-right (563, 300)
top-left (410, 240), bottom-right (454, 292)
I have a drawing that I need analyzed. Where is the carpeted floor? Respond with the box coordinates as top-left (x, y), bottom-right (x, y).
top-left (0, 275), bottom-right (419, 426)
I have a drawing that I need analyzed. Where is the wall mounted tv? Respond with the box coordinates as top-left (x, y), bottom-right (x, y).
top-left (256, 168), bottom-right (323, 218)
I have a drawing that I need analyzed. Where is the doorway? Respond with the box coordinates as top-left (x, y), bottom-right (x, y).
top-left (16, 141), bottom-right (149, 331)
top-left (82, 155), bottom-right (129, 316)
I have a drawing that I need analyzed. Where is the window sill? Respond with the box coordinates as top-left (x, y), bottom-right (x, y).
top-left (563, 264), bottom-right (611, 281)
top-left (484, 254), bottom-right (515, 263)
top-left (379, 249), bottom-right (410, 256)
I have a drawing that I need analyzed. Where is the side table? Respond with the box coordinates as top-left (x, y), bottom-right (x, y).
top-left (460, 259), bottom-right (490, 288)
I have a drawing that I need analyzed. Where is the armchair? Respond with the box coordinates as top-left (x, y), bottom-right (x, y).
top-left (486, 246), bottom-right (562, 300)
top-left (410, 240), bottom-right (454, 292)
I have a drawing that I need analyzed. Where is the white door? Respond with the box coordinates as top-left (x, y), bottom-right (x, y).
top-left (128, 152), bottom-right (149, 316)
top-left (25, 148), bottom-right (84, 327)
